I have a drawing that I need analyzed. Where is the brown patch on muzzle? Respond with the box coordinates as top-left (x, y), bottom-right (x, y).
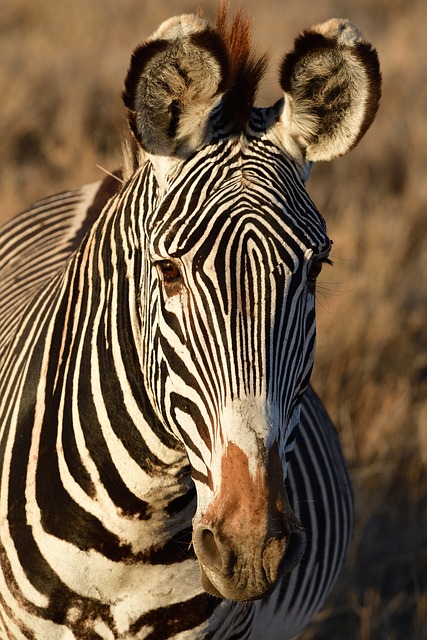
top-left (193, 442), bottom-right (306, 601)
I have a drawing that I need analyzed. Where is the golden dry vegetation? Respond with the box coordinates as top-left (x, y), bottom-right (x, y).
top-left (1, 0), bottom-right (426, 638)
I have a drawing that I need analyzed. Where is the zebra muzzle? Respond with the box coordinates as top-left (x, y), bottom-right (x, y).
top-left (192, 442), bottom-right (307, 601)
top-left (193, 521), bottom-right (306, 601)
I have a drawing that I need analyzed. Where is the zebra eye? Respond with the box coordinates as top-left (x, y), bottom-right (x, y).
top-left (307, 254), bottom-right (333, 292)
top-left (308, 259), bottom-right (323, 282)
top-left (156, 260), bottom-right (182, 284)
top-left (307, 259), bottom-right (324, 293)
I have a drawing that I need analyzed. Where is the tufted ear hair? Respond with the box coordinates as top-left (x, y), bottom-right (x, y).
top-left (122, 14), bottom-right (229, 157)
top-left (279, 19), bottom-right (381, 162)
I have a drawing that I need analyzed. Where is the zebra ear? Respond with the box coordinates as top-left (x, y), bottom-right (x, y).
top-left (122, 15), bottom-right (229, 157)
top-left (279, 19), bottom-right (381, 162)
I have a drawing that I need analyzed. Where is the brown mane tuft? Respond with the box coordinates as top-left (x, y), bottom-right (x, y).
top-left (215, 2), bottom-right (269, 131)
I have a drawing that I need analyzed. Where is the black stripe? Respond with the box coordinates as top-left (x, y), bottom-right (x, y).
top-left (129, 593), bottom-right (220, 639)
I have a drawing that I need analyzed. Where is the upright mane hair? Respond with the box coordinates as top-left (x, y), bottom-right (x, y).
top-left (121, 4), bottom-right (269, 175)
top-left (214, 3), bottom-right (269, 130)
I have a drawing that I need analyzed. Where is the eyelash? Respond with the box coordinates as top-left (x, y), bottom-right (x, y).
top-left (307, 256), bottom-right (333, 292)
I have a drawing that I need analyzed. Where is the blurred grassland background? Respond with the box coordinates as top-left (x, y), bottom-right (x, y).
top-left (1, 0), bottom-right (426, 637)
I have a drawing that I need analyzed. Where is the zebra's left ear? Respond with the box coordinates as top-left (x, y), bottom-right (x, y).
top-left (279, 19), bottom-right (381, 162)
top-left (122, 14), bottom-right (229, 158)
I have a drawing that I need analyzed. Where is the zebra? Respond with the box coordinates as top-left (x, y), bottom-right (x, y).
top-left (0, 7), bottom-right (381, 640)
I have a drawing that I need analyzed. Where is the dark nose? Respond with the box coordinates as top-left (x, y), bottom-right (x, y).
top-left (191, 441), bottom-right (307, 600)
top-left (193, 523), bottom-right (235, 576)
top-left (278, 527), bottom-right (307, 574)
top-left (193, 519), bottom-right (307, 600)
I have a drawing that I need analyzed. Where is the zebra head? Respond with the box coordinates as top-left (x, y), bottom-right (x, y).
top-left (122, 10), bottom-right (380, 601)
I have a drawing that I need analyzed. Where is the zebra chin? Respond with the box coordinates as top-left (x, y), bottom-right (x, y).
top-left (194, 524), bottom-right (307, 601)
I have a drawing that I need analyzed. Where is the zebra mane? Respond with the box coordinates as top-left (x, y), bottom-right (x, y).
top-left (214, 3), bottom-right (269, 131)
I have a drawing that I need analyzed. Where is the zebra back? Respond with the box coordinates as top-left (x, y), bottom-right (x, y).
top-left (0, 174), bottom-right (120, 360)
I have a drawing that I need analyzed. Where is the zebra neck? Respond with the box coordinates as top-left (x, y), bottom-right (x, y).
top-left (7, 235), bottom-right (195, 560)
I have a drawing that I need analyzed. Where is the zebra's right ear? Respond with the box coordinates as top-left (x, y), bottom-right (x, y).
top-left (122, 15), bottom-right (229, 158)
top-left (278, 19), bottom-right (381, 163)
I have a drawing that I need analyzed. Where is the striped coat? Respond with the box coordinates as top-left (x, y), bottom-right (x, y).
top-left (0, 7), bottom-right (380, 639)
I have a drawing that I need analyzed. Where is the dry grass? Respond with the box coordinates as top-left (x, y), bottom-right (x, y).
top-left (1, 0), bottom-right (426, 638)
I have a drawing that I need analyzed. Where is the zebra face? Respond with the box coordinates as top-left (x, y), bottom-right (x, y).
top-left (137, 136), bottom-right (330, 600)
top-left (123, 10), bottom-right (381, 601)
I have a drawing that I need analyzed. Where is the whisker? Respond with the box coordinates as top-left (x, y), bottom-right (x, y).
top-left (96, 164), bottom-right (125, 183)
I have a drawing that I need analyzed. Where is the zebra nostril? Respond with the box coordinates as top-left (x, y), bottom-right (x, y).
top-left (201, 529), bottom-right (221, 569)
top-left (281, 529), bottom-right (307, 574)
top-left (193, 525), bottom-right (232, 575)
